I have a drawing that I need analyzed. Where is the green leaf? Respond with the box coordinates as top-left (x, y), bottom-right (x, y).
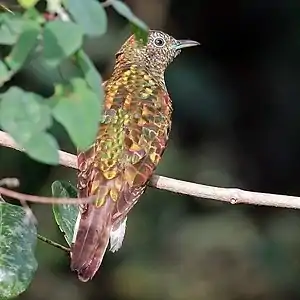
top-left (0, 87), bottom-right (59, 164)
top-left (22, 132), bottom-right (59, 164)
top-left (0, 87), bottom-right (52, 134)
top-left (5, 20), bottom-right (40, 72)
top-left (52, 180), bottom-right (79, 246)
top-left (0, 202), bottom-right (38, 298)
top-left (76, 50), bottom-right (103, 97)
top-left (130, 22), bottom-right (148, 45)
top-left (0, 60), bottom-right (12, 87)
top-left (23, 7), bottom-right (45, 23)
top-left (58, 50), bottom-right (104, 98)
top-left (50, 78), bottom-right (101, 150)
top-left (0, 22), bottom-right (16, 45)
top-left (17, 0), bottom-right (40, 9)
top-left (0, 14), bottom-right (26, 45)
top-left (43, 20), bottom-right (84, 67)
top-left (63, 0), bottom-right (107, 36)
top-left (110, 0), bottom-right (148, 44)
top-left (57, 58), bottom-right (83, 82)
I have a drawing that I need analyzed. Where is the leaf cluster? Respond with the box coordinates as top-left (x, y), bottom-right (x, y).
top-left (0, 0), bottom-right (148, 297)
top-left (0, 0), bottom-right (148, 163)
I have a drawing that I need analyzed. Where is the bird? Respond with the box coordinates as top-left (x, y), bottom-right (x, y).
top-left (70, 29), bottom-right (199, 282)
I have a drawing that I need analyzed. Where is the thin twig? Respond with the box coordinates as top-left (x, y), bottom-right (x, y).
top-left (55, 6), bottom-right (70, 21)
top-left (0, 177), bottom-right (19, 188)
top-left (101, 0), bottom-right (113, 8)
top-left (0, 178), bottom-right (37, 223)
top-left (0, 177), bottom-right (37, 223)
top-left (0, 4), bottom-right (14, 14)
top-left (1, 130), bottom-right (300, 209)
top-left (0, 131), bottom-right (77, 169)
top-left (20, 199), bottom-right (37, 225)
top-left (0, 194), bottom-right (5, 202)
top-left (37, 234), bottom-right (70, 252)
top-left (46, 0), bottom-right (71, 21)
top-left (0, 186), bottom-right (95, 204)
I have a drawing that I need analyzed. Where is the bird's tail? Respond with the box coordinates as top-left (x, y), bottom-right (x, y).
top-left (70, 193), bottom-right (115, 282)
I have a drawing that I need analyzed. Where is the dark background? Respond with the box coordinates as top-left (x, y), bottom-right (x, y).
top-left (2, 0), bottom-right (300, 299)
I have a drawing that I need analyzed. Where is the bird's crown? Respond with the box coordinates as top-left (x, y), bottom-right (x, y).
top-left (114, 30), bottom-right (199, 78)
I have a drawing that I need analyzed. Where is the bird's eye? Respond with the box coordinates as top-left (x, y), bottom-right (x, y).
top-left (154, 37), bottom-right (165, 47)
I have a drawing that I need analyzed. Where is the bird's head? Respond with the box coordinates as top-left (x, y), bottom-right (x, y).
top-left (115, 30), bottom-right (199, 79)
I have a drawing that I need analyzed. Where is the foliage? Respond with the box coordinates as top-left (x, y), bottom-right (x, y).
top-left (0, 202), bottom-right (38, 299)
top-left (0, 0), bottom-right (148, 164)
top-left (52, 180), bottom-right (78, 246)
top-left (0, 0), bottom-right (148, 298)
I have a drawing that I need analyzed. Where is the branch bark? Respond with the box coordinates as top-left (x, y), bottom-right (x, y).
top-left (1, 130), bottom-right (300, 209)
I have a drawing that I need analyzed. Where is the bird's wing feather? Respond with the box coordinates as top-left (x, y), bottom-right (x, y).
top-left (109, 66), bottom-right (172, 228)
top-left (71, 66), bottom-right (172, 281)
top-left (71, 79), bottom-right (126, 281)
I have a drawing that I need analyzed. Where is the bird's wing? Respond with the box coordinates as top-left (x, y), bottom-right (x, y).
top-left (71, 80), bottom-right (126, 281)
top-left (110, 70), bottom-right (172, 230)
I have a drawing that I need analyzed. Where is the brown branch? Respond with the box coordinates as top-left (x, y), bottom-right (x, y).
top-left (0, 186), bottom-right (95, 204)
top-left (1, 130), bottom-right (300, 209)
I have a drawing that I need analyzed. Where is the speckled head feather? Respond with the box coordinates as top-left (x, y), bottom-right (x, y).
top-left (114, 30), bottom-right (199, 82)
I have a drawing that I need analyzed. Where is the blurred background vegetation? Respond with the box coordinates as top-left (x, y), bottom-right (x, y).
top-left (2, 0), bottom-right (300, 299)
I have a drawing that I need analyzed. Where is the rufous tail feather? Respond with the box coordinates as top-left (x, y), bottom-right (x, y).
top-left (70, 194), bottom-right (115, 282)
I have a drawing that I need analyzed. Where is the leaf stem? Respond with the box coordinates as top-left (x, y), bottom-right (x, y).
top-left (37, 234), bottom-right (70, 252)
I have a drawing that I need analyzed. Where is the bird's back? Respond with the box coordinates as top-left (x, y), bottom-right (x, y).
top-left (71, 63), bottom-right (172, 281)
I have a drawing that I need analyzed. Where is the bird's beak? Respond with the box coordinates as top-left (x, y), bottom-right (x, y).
top-left (175, 39), bottom-right (200, 50)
